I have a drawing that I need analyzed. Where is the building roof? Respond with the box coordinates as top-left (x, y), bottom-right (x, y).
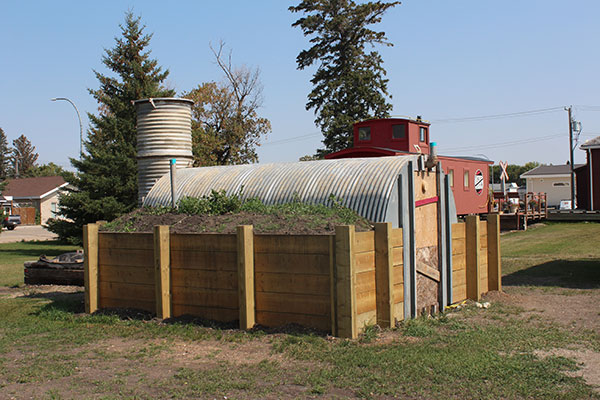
top-left (2, 176), bottom-right (67, 199)
top-left (581, 136), bottom-right (600, 149)
top-left (520, 164), bottom-right (584, 179)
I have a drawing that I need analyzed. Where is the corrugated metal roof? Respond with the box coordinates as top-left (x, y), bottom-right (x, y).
top-left (143, 155), bottom-right (418, 223)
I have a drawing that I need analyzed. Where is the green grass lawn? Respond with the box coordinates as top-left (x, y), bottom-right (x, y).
top-left (0, 241), bottom-right (80, 286)
top-left (0, 223), bottom-right (598, 398)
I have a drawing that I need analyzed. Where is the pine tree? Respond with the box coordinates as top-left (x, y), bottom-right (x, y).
top-left (0, 127), bottom-right (11, 180)
top-left (12, 134), bottom-right (39, 176)
top-left (290, 0), bottom-right (399, 155)
top-left (48, 12), bottom-right (174, 243)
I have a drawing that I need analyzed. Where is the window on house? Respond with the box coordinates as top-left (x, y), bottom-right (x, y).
top-left (392, 124), bottom-right (406, 139)
top-left (448, 169), bottom-right (454, 187)
top-left (464, 170), bottom-right (470, 189)
top-left (419, 127), bottom-right (427, 142)
top-left (358, 127), bottom-right (371, 141)
top-left (51, 202), bottom-right (57, 218)
top-left (553, 182), bottom-right (569, 187)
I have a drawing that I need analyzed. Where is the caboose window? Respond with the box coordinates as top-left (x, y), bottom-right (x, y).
top-left (463, 170), bottom-right (470, 189)
top-left (392, 124), bottom-right (406, 139)
top-left (448, 169), bottom-right (454, 187)
top-left (419, 127), bottom-right (427, 142)
top-left (358, 127), bottom-right (371, 141)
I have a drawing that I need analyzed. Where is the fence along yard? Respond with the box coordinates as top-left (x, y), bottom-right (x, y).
top-left (84, 215), bottom-right (500, 339)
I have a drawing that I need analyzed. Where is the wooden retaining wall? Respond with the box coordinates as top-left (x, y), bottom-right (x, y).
top-left (84, 214), bottom-right (501, 339)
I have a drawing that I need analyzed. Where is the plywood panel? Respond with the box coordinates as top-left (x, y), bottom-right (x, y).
top-left (255, 272), bottom-right (329, 296)
top-left (171, 269), bottom-right (237, 291)
top-left (391, 229), bottom-right (403, 248)
top-left (356, 290), bottom-right (376, 315)
top-left (415, 202), bottom-right (438, 248)
top-left (99, 296), bottom-right (155, 313)
top-left (98, 233), bottom-right (153, 250)
top-left (256, 311), bottom-right (331, 332)
top-left (170, 233), bottom-right (237, 252)
top-left (355, 251), bottom-right (375, 274)
top-left (99, 248), bottom-right (154, 268)
top-left (171, 304), bottom-right (239, 322)
top-left (99, 265), bottom-right (154, 286)
top-left (254, 253), bottom-right (330, 275)
top-left (255, 292), bottom-right (330, 316)
top-left (254, 235), bottom-right (330, 254)
top-left (355, 231), bottom-right (375, 253)
top-left (414, 171), bottom-right (437, 201)
top-left (99, 281), bottom-right (155, 302)
top-left (171, 250), bottom-right (237, 271)
top-left (452, 223), bottom-right (466, 239)
top-left (171, 287), bottom-right (238, 309)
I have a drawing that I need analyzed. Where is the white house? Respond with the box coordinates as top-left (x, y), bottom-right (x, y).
top-left (520, 164), bottom-right (583, 208)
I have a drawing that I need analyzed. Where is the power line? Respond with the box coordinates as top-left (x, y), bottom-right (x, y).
top-left (261, 131), bottom-right (321, 146)
top-left (431, 107), bottom-right (564, 124)
top-left (438, 133), bottom-right (564, 153)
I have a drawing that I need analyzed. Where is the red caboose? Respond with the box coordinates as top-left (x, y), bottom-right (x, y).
top-left (325, 117), bottom-right (492, 215)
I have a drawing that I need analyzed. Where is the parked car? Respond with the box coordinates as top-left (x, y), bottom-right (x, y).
top-left (2, 215), bottom-right (21, 230)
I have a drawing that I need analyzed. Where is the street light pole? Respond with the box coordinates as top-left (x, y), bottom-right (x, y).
top-left (51, 97), bottom-right (83, 159)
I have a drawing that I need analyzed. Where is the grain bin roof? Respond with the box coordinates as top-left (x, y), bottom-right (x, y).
top-left (143, 155), bottom-right (419, 223)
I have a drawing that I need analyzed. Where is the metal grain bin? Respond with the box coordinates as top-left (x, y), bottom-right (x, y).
top-left (134, 98), bottom-right (194, 205)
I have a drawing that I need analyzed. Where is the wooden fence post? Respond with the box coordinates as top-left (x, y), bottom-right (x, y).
top-left (237, 225), bottom-right (255, 330)
top-left (375, 222), bottom-right (394, 329)
top-left (154, 225), bottom-right (171, 319)
top-left (83, 223), bottom-right (99, 314)
top-left (335, 225), bottom-right (357, 339)
top-left (465, 215), bottom-right (481, 301)
top-left (487, 214), bottom-right (502, 292)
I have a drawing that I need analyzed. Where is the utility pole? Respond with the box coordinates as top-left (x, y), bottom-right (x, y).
top-left (566, 105), bottom-right (575, 209)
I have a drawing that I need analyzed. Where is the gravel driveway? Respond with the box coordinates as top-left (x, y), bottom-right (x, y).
top-left (0, 225), bottom-right (58, 243)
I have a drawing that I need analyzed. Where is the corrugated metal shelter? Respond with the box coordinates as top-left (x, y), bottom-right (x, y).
top-left (144, 156), bottom-right (455, 227)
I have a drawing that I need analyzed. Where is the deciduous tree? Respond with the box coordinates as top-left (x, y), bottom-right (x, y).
top-left (290, 0), bottom-right (399, 156)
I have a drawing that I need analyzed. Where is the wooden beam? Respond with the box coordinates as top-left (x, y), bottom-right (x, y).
top-left (487, 214), bottom-right (502, 291)
top-left (465, 215), bottom-right (481, 301)
top-left (375, 222), bottom-right (394, 328)
top-left (335, 225), bottom-right (357, 339)
top-left (237, 225), bottom-right (255, 330)
top-left (329, 235), bottom-right (336, 336)
top-left (154, 225), bottom-right (171, 319)
top-left (83, 223), bottom-right (99, 313)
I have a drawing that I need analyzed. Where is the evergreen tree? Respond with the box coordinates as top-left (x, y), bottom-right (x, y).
top-left (49, 12), bottom-right (174, 243)
top-left (12, 134), bottom-right (39, 176)
top-left (290, 0), bottom-right (399, 155)
top-left (0, 127), bottom-right (10, 180)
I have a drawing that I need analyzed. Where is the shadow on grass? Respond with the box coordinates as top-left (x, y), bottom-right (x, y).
top-left (503, 259), bottom-right (600, 289)
top-left (2, 240), bottom-right (78, 259)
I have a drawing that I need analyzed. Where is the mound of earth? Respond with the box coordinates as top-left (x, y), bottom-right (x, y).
top-left (101, 209), bottom-right (373, 235)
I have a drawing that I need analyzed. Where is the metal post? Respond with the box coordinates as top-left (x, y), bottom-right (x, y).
top-left (566, 106), bottom-right (575, 208)
top-left (51, 97), bottom-right (84, 159)
top-left (170, 159), bottom-right (177, 208)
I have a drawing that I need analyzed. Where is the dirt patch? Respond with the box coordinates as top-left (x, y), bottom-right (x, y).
top-left (101, 209), bottom-right (373, 235)
top-left (0, 284), bottom-right (83, 299)
top-left (535, 348), bottom-right (600, 393)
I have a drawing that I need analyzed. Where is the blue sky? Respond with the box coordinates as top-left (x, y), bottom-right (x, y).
top-left (1, 1), bottom-right (598, 171)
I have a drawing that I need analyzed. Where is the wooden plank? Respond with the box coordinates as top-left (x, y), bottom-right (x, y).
top-left (154, 226), bottom-right (171, 319)
top-left (465, 215), bottom-right (481, 301)
top-left (98, 248), bottom-right (154, 268)
top-left (98, 233), bottom-right (153, 250)
top-left (355, 231), bottom-right (375, 253)
top-left (452, 255), bottom-right (466, 271)
top-left (452, 223), bottom-right (466, 239)
top-left (354, 251), bottom-right (375, 274)
top-left (479, 221), bottom-right (488, 237)
top-left (171, 287), bottom-right (238, 309)
top-left (255, 311), bottom-right (331, 332)
top-left (452, 285), bottom-right (467, 303)
top-left (171, 269), bottom-right (238, 291)
top-left (255, 272), bottom-right (329, 296)
top-left (335, 225), bottom-right (356, 339)
top-left (99, 265), bottom-right (154, 286)
top-left (255, 292), bottom-right (330, 316)
top-left (99, 281), bottom-right (155, 302)
top-left (393, 302), bottom-right (404, 323)
top-left (355, 270), bottom-right (376, 294)
top-left (254, 234), bottom-right (330, 255)
top-left (391, 228), bottom-right (403, 248)
top-left (25, 267), bottom-right (83, 286)
top-left (416, 264), bottom-right (440, 282)
top-left (356, 290), bottom-right (376, 315)
top-left (99, 297), bottom-right (155, 313)
top-left (237, 225), bottom-right (255, 330)
top-left (392, 247), bottom-right (403, 267)
top-left (452, 269), bottom-right (467, 287)
top-left (392, 284), bottom-right (404, 304)
top-left (84, 224), bottom-right (99, 314)
top-left (356, 309), bottom-right (377, 331)
top-left (487, 214), bottom-right (502, 292)
top-left (452, 238), bottom-right (466, 256)
top-left (170, 233), bottom-right (237, 252)
top-left (171, 250), bottom-right (237, 271)
top-left (375, 222), bottom-right (394, 328)
top-left (480, 237), bottom-right (488, 250)
top-left (254, 253), bottom-right (330, 275)
top-left (329, 236), bottom-right (336, 339)
top-left (171, 304), bottom-right (239, 322)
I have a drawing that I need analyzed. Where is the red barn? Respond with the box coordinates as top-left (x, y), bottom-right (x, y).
top-left (325, 118), bottom-right (492, 215)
